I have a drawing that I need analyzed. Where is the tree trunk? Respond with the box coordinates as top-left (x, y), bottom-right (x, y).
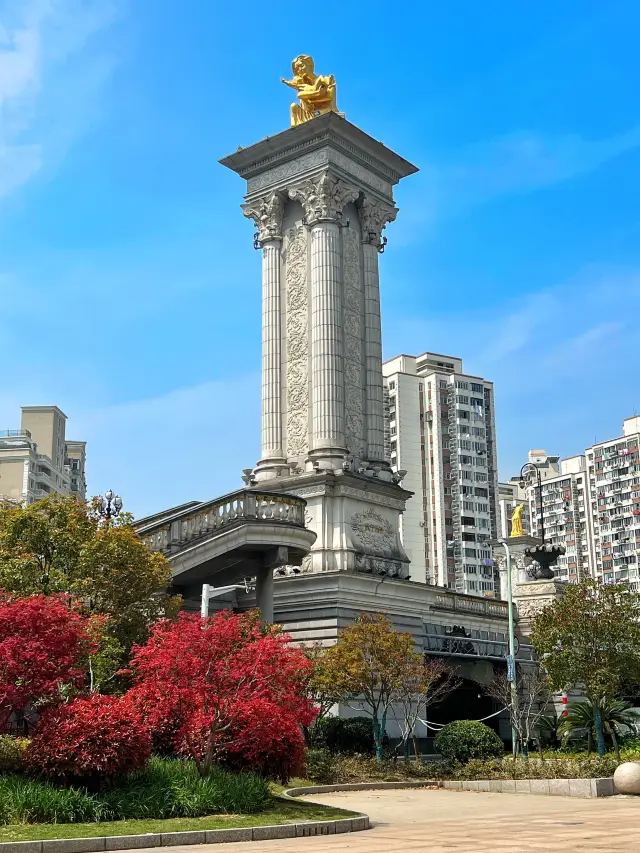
top-left (587, 729), bottom-right (593, 757)
top-left (372, 715), bottom-right (383, 761)
top-left (610, 727), bottom-right (621, 764)
top-left (594, 708), bottom-right (607, 758)
top-left (412, 735), bottom-right (421, 760)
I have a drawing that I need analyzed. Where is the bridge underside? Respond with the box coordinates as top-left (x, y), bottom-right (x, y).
top-left (135, 490), bottom-right (316, 620)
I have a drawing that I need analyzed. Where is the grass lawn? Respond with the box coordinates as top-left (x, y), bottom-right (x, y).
top-left (0, 795), bottom-right (355, 843)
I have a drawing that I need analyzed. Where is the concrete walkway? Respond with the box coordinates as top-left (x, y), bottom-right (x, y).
top-left (163, 788), bottom-right (640, 853)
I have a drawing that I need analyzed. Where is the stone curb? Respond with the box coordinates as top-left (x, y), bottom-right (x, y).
top-left (0, 816), bottom-right (370, 853)
top-left (285, 776), bottom-right (616, 799)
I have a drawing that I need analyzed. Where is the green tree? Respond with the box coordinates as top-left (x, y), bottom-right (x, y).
top-left (530, 578), bottom-right (640, 758)
top-left (0, 497), bottom-right (180, 683)
top-left (303, 643), bottom-right (347, 742)
top-left (320, 613), bottom-right (426, 760)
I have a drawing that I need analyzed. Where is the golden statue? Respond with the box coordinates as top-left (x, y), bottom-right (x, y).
top-left (510, 504), bottom-right (525, 538)
top-left (281, 55), bottom-right (339, 127)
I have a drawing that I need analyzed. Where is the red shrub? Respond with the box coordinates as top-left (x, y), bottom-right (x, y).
top-left (25, 694), bottom-right (151, 783)
top-left (0, 593), bottom-right (95, 732)
top-left (128, 610), bottom-right (316, 778)
top-left (189, 698), bottom-right (307, 781)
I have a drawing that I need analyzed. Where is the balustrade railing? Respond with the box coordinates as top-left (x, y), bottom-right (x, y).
top-left (434, 590), bottom-right (508, 619)
top-left (137, 489), bottom-right (307, 554)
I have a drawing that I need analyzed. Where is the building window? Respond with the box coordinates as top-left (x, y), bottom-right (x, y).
top-left (471, 382), bottom-right (483, 393)
top-left (388, 381), bottom-right (395, 390)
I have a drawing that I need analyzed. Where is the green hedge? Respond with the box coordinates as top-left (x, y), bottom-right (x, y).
top-left (303, 752), bottom-right (620, 785)
top-left (0, 736), bottom-right (28, 774)
top-left (0, 758), bottom-right (271, 825)
top-left (311, 717), bottom-right (375, 755)
top-left (435, 721), bottom-right (504, 764)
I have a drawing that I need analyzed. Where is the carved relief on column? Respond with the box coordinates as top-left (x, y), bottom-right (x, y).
top-left (359, 195), bottom-right (398, 249)
top-left (343, 225), bottom-right (364, 455)
top-left (285, 226), bottom-right (309, 458)
top-left (288, 170), bottom-right (359, 224)
top-left (242, 191), bottom-right (284, 243)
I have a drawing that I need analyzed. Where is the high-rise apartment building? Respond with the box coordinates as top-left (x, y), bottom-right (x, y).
top-left (525, 454), bottom-right (594, 583)
top-left (586, 416), bottom-right (640, 589)
top-left (383, 352), bottom-right (500, 596)
top-left (506, 418), bottom-right (640, 589)
top-left (0, 406), bottom-right (87, 505)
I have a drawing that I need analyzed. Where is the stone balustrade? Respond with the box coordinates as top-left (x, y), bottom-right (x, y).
top-left (434, 591), bottom-right (508, 620)
top-left (137, 489), bottom-right (307, 555)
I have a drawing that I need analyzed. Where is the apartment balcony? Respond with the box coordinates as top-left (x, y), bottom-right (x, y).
top-left (0, 429), bottom-right (32, 438)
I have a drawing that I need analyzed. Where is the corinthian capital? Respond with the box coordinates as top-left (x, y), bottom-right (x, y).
top-left (242, 191), bottom-right (283, 244)
top-left (358, 195), bottom-right (398, 247)
top-left (288, 171), bottom-right (359, 225)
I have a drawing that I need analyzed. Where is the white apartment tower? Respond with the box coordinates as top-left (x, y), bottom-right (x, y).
top-left (0, 406), bottom-right (87, 505)
top-left (586, 416), bottom-right (640, 589)
top-left (383, 352), bottom-right (500, 596)
top-left (509, 419), bottom-right (640, 588)
top-left (525, 454), bottom-right (594, 583)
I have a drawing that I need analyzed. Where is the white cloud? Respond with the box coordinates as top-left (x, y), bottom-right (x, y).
top-left (398, 126), bottom-right (640, 235)
top-left (444, 128), bottom-right (640, 206)
top-left (385, 267), bottom-right (640, 477)
top-left (0, 0), bottom-right (118, 200)
top-left (0, 374), bottom-right (262, 519)
top-left (73, 376), bottom-right (261, 519)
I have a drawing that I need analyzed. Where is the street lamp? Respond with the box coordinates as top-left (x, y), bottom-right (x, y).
top-left (519, 463), bottom-right (565, 580)
top-left (519, 462), bottom-right (545, 542)
top-left (97, 489), bottom-right (123, 521)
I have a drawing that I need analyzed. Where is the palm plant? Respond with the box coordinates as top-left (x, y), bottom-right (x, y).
top-left (537, 712), bottom-right (562, 749)
top-left (558, 698), bottom-right (637, 761)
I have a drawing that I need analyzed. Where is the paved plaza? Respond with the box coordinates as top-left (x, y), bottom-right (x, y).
top-left (164, 788), bottom-right (640, 853)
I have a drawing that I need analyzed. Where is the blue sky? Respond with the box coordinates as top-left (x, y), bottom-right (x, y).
top-left (1, 1), bottom-right (639, 517)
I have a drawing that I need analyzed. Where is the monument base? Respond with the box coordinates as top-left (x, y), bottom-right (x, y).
top-left (513, 578), bottom-right (568, 636)
top-left (252, 468), bottom-right (411, 578)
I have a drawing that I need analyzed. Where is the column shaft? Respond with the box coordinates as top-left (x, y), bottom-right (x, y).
top-left (261, 239), bottom-right (284, 461)
top-left (255, 567), bottom-right (274, 623)
top-left (362, 242), bottom-right (385, 462)
top-left (310, 222), bottom-right (346, 457)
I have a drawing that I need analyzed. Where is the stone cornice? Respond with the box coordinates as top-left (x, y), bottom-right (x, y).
top-left (219, 112), bottom-right (418, 185)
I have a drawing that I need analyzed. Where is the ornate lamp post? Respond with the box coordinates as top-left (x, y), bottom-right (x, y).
top-left (519, 464), bottom-right (564, 580)
top-left (97, 489), bottom-right (123, 521)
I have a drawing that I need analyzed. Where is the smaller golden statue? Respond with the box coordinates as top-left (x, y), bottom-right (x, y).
top-left (281, 55), bottom-right (339, 127)
top-left (510, 504), bottom-right (525, 538)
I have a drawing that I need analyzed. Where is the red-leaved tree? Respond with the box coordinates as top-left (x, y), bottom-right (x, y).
top-left (0, 593), bottom-right (94, 732)
top-left (128, 610), bottom-right (316, 778)
top-left (25, 694), bottom-right (152, 784)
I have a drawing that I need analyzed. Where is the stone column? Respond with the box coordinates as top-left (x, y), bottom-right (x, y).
top-left (359, 196), bottom-right (397, 464)
top-left (242, 192), bottom-right (286, 479)
top-left (289, 171), bottom-right (359, 470)
top-left (310, 220), bottom-right (343, 460)
top-left (260, 238), bottom-right (283, 460)
top-left (255, 566), bottom-right (274, 623)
